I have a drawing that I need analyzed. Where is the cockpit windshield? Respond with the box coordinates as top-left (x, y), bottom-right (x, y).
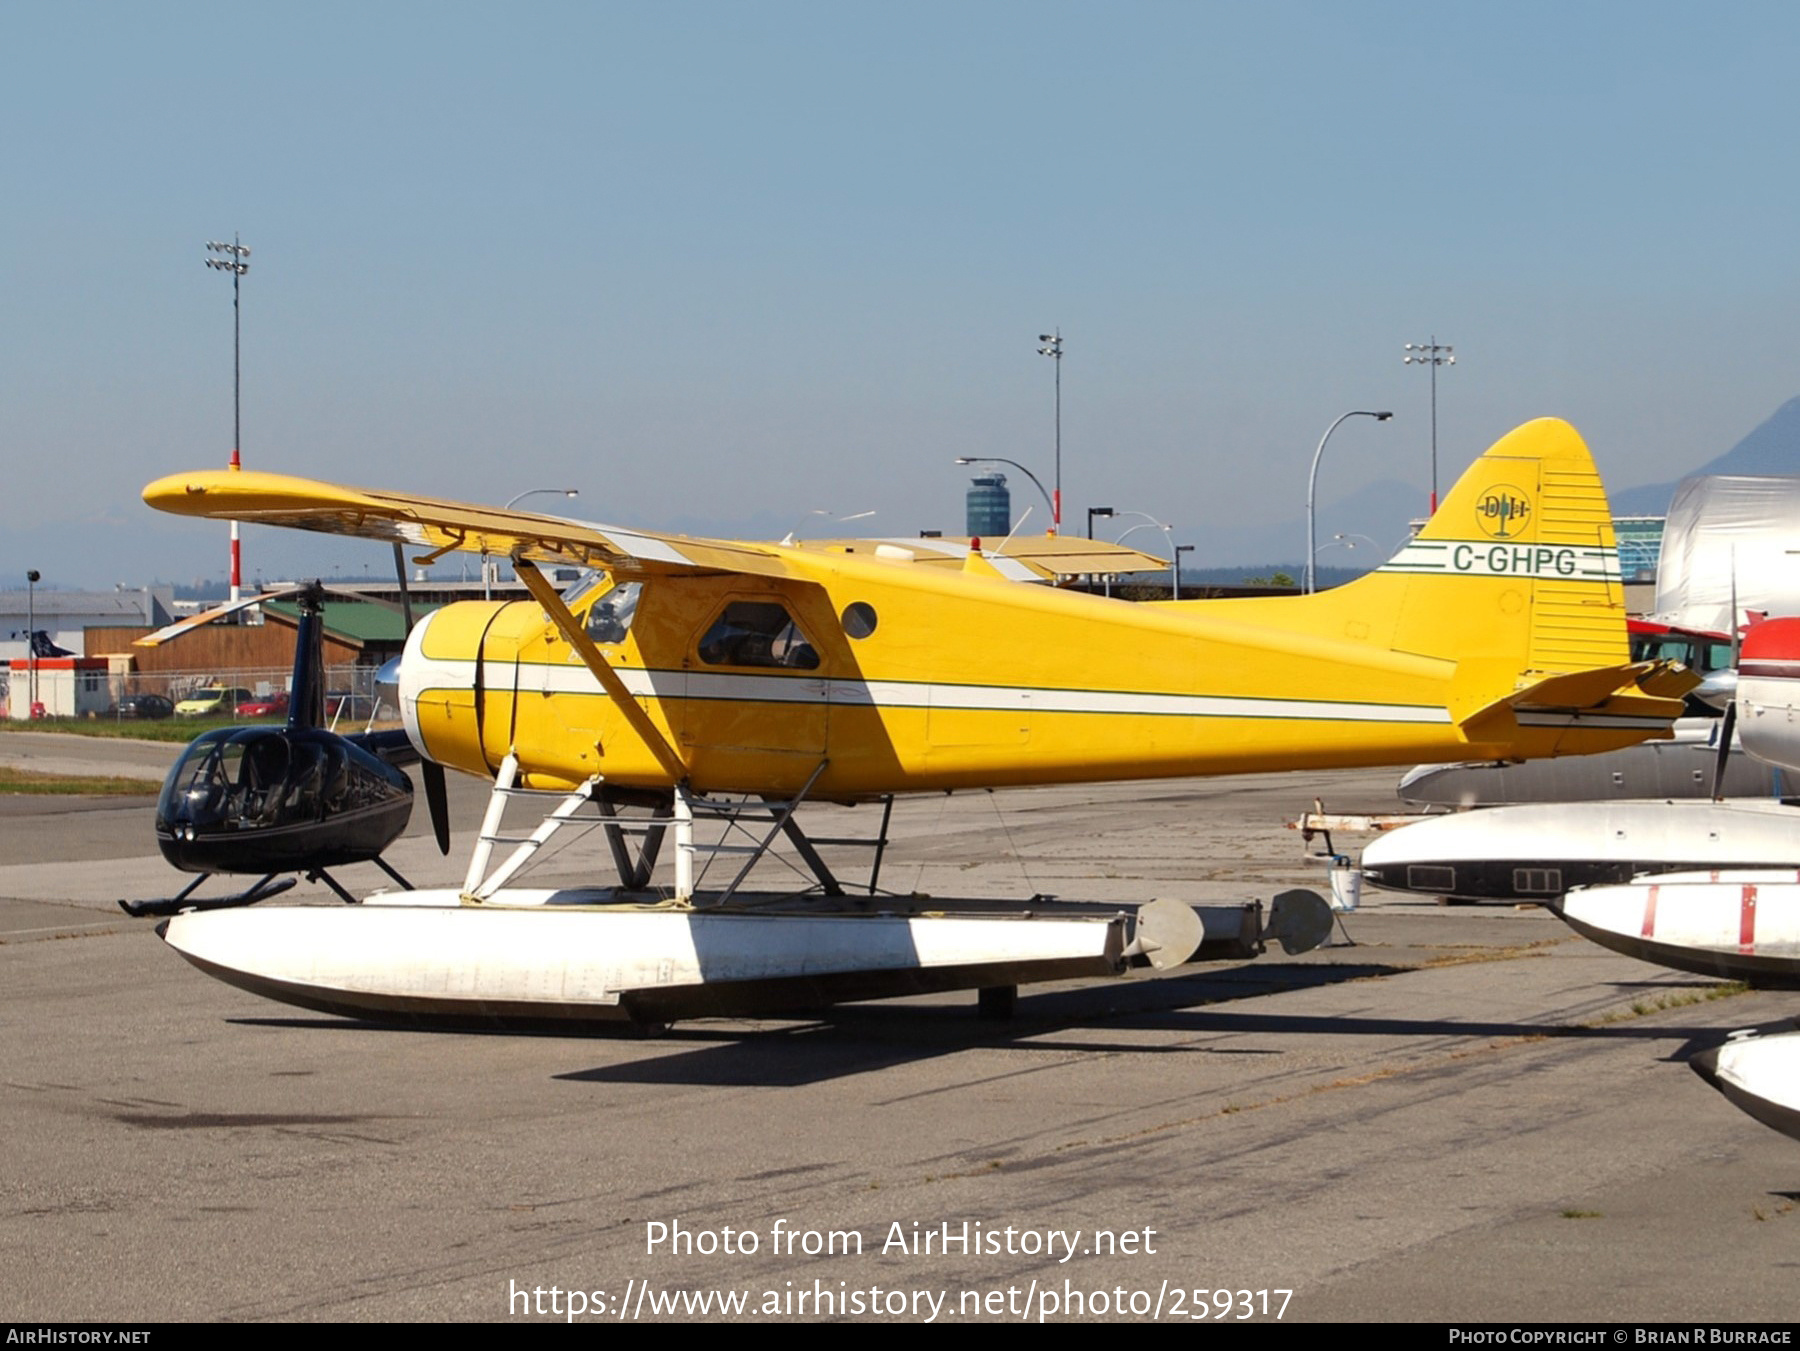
top-left (160, 731), bottom-right (338, 830)
top-left (560, 573), bottom-right (641, 646)
top-left (559, 569), bottom-right (607, 609)
top-left (585, 581), bottom-right (641, 645)
top-left (156, 728), bottom-right (407, 833)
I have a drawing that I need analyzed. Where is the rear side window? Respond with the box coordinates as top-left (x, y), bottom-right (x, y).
top-left (698, 601), bottom-right (819, 669)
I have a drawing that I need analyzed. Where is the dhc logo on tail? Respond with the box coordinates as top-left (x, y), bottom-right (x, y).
top-left (1475, 486), bottom-right (1532, 538)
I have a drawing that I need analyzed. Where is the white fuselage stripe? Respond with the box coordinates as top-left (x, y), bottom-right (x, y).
top-left (408, 656), bottom-right (1455, 725)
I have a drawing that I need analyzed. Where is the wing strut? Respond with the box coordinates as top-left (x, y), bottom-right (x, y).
top-left (513, 558), bottom-right (689, 783)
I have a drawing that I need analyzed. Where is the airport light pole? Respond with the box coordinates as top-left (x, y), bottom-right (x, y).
top-left (206, 238), bottom-right (250, 603)
top-left (486, 488), bottom-right (579, 599)
top-left (1306, 410), bottom-right (1393, 594)
top-left (954, 456), bottom-right (1054, 534)
top-left (1036, 331), bottom-right (1063, 534)
top-left (25, 569), bottom-right (39, 715)
top-left (1084, 506), bottom-right (1117, 590)
top-left (1403, 337), bottom-right (1454, 515)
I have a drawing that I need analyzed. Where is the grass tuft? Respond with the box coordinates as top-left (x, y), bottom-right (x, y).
top-left (0, 766), bottom-right (160, 796)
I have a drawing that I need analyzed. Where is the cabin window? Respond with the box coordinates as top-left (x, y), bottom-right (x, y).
top-left (698, 601), bottom-right (819, 670)
top-left (1512, 868), bottom-right (1563, 895)
top-left (841, 602), bottom-right (878, 639)
top-left (1407, 864), bottom-right (1456, 892)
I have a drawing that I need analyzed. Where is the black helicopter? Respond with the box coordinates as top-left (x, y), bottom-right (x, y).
top-left (121, 578), bottom-right (450, 917)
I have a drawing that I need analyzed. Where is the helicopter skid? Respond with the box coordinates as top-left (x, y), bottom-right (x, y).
top-left (157, 890), bottom-right (1277, 1028)
top-left (120, 873), bottom-right (298, 919)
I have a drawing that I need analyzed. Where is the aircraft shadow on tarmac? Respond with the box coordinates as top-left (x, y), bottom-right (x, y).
top-left (556, 967), bottom-right (1759, 1088)
top-left (229, 963), bottom-right (1760, 1090)
top-left (1668, 1013), bottom-right (1800, 1066)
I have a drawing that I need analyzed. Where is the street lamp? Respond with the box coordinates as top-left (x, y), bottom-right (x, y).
top-left (25, 569), bottom-right (39, 715)
top-left (1114, 519), bottom-right (1172, 550)
top-left (205, 237), bottom-right (250, 603)
top-left (1175, 544), bottom-right (1193, 598)
top-left (1314, 533), bottom-right (1380, 579)
top-left (1110, 510), bottom-right (1167, 534)
top-left (1086, 506), bottom-right (1115, 539)
top-left (1036, 330), bottom-right (1063, 534)
top-left (780, 508), bottom-right (875, 545)
top-left (1306, 411), bottom-right (1393, 594)
top-left (504, 487), bottom-right (580, 511)
top-left (486, 489), bottom-right (579, 598)
top-left (954, 456), bottom-right (1055, 534)
top-left (1403, 337), bottom-right (1454, 514)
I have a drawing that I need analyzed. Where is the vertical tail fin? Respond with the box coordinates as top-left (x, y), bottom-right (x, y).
top-left (1240, 417), bottom-right (1691, 745)
top-left (1371, 417), bottom-right (1629, 677)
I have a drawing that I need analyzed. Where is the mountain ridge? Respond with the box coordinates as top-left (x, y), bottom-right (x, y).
top-left (1611, 395), bottom-right (1800, 515)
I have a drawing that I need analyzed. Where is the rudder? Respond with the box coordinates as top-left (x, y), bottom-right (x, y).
top-left (1375, 418), bottom-right (1629, 679)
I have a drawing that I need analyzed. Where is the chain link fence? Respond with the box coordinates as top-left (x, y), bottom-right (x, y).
top-left (3, 664), bottom-right (393, 728)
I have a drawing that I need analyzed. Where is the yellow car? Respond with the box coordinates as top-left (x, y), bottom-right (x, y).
top-left (173, 686), bottom-right (254, 718)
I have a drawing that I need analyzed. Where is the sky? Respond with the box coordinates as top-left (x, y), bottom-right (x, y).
top-left (7, 1), bottom-right (1800, 588)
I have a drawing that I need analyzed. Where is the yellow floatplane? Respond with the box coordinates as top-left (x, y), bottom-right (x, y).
top-left (141, 417), bottom-right (1692, 1028)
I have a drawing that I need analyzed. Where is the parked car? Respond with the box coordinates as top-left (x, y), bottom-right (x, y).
top-left (112, 692), bottom-right (174, 720)
top-left (235, 691), bottom-right (291, 718)
top-left (174, 686), bottom-right (255, 717)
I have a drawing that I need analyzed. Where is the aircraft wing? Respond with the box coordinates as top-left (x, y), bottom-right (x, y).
top-left (142, 469), bottom-right (802, 581)
top-left (795, 535), bottom-right (1169, 582)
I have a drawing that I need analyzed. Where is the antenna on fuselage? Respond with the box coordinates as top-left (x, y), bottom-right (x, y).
top-left (993, 505), bottom-right (1033, 557)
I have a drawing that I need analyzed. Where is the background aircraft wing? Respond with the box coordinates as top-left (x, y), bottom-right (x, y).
top-left (795, 535), bottom-right (1169, 582)
top-left (134, 588), bottom-right (287, 647)
top-left (143, 469), bottom-right (800, 580)
top-left (985, 534), bottom-right (1168, 575)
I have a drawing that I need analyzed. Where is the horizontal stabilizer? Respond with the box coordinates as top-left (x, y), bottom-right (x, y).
top-left (1457, 660), bottom-right (1695, 744)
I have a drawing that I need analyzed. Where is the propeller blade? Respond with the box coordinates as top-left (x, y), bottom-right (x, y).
top-left (392, 542), bottom-right (414, 632)
top-left (1712, 699), bottom-right (1737, 802)
top-left (1730, 552), bottom-right (1741, 667)
top-left (422, 759), bottom-right (451, 855)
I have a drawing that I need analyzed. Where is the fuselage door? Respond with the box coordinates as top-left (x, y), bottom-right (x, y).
top-left (683, 596), bottom-right (828, 761)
